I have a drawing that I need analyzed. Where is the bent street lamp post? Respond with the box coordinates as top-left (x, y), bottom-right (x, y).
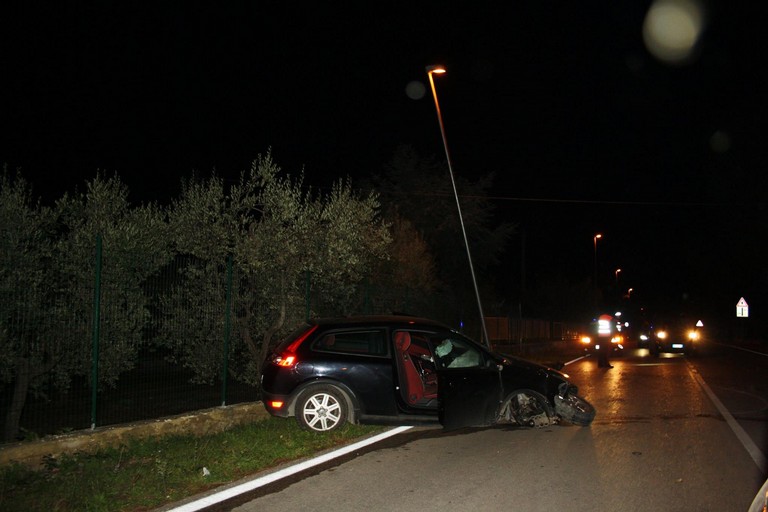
top-left (426, 64), bottom-right (490, 347)
top-left (593, 233), bottom-right (602, 307)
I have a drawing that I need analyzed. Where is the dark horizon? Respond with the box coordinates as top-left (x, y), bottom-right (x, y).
top-left (2, 2), bottom-right (766, 336)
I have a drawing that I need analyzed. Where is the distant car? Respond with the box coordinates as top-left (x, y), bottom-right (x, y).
top-left (637, 331), bottom-right (652, 348)
top-left (650, 320), bottom-right (700, 355)
top-left (261, 315), bottom-right (595, 432)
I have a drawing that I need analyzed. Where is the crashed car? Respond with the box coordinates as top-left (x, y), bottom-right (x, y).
top-left (260, 315), bottom-right (595, 432)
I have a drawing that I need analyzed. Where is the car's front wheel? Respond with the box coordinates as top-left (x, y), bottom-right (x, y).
top-left (507, 390), bottom-right (554, 427)
top-left (295, 385), bottom-right (348, 432)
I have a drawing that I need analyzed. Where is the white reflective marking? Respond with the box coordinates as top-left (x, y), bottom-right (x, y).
top-left (166, 425), bottom-right (413, 512)
top-left (689, 364), bottom-right (767, 473)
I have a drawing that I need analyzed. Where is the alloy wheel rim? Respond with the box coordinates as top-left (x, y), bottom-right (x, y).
top-left (304, 393), bottom-right (342, 431)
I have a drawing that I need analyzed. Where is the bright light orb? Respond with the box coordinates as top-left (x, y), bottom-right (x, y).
top-left (643, 0), bottom-right (705, 65)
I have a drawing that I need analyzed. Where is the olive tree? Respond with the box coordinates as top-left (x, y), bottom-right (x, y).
top-left (162, 152), bottom-right (391, 386)
top-left (0, 172), bottom-right (170, 440)
top-left (241, 157), bottom-right (391, 376)
top-left (160, 165), bottom-right (261, 385)
top-left (0, 171), bottom-right (57, 440)
top-left (52, 174), bottom-right (171, 387)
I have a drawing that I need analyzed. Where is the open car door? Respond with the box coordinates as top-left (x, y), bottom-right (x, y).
top-left (431, 335), bottom-right (504, 430)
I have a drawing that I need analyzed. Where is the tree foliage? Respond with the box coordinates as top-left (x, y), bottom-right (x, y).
top-left (0, 171), bottom-right (170, 440)
top-left (161, 152), bottom-right (392, 386)
top-left (0, 170), bottom-right (56, 440)
top-left (366, 145), bottom-right (516, 326)
top-left (0, 151), bottom-right (406, 440)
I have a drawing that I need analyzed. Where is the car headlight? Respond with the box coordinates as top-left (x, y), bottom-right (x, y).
top-left (656, 330), bottom-right (668, 340)
top-left (580, 336), bottom-right (592, 345)
top-left (687, 330), bottom-right (699, 341)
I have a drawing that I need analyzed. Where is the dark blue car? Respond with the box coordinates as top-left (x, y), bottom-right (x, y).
top-left (261, 315), bottom-right (595, 432)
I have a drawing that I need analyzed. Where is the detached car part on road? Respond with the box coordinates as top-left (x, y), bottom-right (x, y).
top-left (260, 315), bottom-right (595, 432)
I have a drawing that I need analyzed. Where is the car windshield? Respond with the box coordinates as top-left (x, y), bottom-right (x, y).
top-left (430, 333), bottom-right (487, 369)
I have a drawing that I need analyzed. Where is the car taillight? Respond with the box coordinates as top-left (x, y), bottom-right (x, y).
top-left (273, 354), bottom-right (297, 367)
top-left (270, 401), bottom-right (284, 409)
top-left (271, 324), bottom-right (319, 368)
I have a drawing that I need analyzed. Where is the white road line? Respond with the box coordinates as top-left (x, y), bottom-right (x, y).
top-left (166, 354), bottom-right (588, 510)
top-left (166, 425), bottom-right (413, 512)
top-left (689, 364), bottom-right (768, 473)
top-left (712, 341), bottom-right (768, 358)
top-left (564, 354), bottom-right (588, 366)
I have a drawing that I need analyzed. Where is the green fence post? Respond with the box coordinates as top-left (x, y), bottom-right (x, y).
top-left (221, 254), bottom-right (233, 407)
top-left (90, 234), bottom-right (102, 430)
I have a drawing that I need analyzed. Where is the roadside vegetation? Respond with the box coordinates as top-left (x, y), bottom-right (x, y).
top-left (2, 147), bottom-right (524, 442)
top-left (0, 417), bottom-right (384, 512)
top-left (1, 147), bottom-right (591, 511)
top-left (0, 347), bottom-right (588, 512)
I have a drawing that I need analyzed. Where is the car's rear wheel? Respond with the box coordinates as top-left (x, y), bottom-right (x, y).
top-left (295, 385), bottom-right (348, 432)
top-left (507, 390), bottom-right (554, 427)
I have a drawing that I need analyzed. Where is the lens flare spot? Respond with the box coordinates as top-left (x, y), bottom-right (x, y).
top-left (643, 0), bottom-right (705, 65)
top-left (406, 80), bottom-right (426, 100)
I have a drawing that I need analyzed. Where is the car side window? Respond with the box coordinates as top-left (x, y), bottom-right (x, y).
top-left (311, 330), bottom-right (387, 356)
top-left (433, 337), bottom-right (484, 369)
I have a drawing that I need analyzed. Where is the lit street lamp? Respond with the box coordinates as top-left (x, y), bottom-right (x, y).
top-left (593, 234), bottom-right (602, 286)
top-left (593, 233), bottom-right (602, 308)
top-left (426, 64), bottom-right (490, 347)
top-left (615, 268), bottom-right (621, 285)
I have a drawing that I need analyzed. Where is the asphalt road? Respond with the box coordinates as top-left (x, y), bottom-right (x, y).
top-left (178, 341), bottom-right (768, 512)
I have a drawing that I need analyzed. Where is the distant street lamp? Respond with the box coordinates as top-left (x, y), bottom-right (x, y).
top-left (628, 288), bottom-right (634, 299)
top-left (615, 268), bottom-right (622, 285)
top-left (426, 64), bottom-right (490, 347)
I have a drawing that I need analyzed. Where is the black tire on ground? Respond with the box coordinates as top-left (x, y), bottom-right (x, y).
top-left (507, 390), bottom-right (554, 427)
top-left (295, 385), bottom-right (348, 432)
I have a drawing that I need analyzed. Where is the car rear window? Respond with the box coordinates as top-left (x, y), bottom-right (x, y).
top-left (312, 330), bottom-right (388, 356)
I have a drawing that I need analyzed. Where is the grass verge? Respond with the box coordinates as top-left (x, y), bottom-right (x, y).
top-left (0, 418), bottom-right (383, 512)
top-left (0, 343), bottom-right (588, 512)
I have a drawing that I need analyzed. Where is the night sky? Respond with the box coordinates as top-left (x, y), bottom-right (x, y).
top-left (2, 2), bottom-right (767, 330)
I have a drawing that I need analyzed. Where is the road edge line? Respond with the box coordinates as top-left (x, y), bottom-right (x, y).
top-left (166, 425), bottom-right (413, 512)
top-left (688, 364), bottom-right (767, 473)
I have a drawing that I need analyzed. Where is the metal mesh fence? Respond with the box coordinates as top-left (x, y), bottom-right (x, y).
top-left (0, 238), bottom-right (440, 441)
top-left (0, 249), bottom-right (259, 440)
top-left (1, 236), bottom-right (565, 442)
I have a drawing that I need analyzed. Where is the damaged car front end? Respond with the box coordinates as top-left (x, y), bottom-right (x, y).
top-left (494, 354), bottom-right (596, 428)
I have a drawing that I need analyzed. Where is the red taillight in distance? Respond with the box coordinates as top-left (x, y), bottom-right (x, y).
top-left (272, 324), bottom-right (318, 368)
